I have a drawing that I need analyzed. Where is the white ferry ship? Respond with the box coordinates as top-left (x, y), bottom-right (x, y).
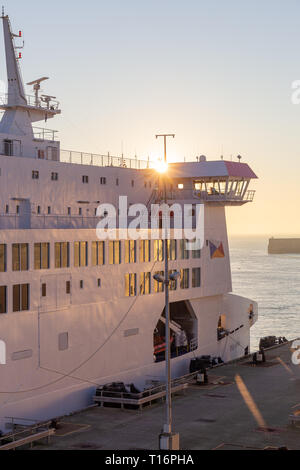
top-left (0, 13), bottom-right (258, 432)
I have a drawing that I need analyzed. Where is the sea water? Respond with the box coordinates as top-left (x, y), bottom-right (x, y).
top-left (229, 235), bottom-right (300, 351)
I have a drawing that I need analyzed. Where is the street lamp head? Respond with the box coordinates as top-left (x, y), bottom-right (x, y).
top-left (153, 273), bottom-right (164, 283)
top-left (169, 271), bottom-right (180, 281)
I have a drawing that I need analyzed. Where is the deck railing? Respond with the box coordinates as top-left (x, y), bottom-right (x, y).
top-left (0, 214), bottom-right (101, 230)
top-left (33, 127), bottom-right (58, 142)
top-left (60, 150), bottom-right (155, 169)
top-left (0, 92), bottom-right (60, 111)
top-left (165, 188), bottom-right (256, 203)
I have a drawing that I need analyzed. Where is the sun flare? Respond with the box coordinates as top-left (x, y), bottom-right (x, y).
top-left (155, 160), bottom-right (168, 173)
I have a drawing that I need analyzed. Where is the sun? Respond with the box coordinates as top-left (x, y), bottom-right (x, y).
top-left (155, 159), bottom-right (168, 173)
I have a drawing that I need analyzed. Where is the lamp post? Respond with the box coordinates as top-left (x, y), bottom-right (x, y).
top-left (154, 134), bottom-right (180, 450)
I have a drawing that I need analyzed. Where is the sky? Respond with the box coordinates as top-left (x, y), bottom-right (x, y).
top-left (1, 0), bottom-right (300, 236)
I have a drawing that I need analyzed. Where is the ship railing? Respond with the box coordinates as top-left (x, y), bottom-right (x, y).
top-left (0, 214), bottom-right (101, 230)
top-left (30, 215), bottom-right (100, 229)
top-left (33, 127), bottom-right (59, 141)
top-left (172, 338), bottom-right (198, 356)
top-left (0, 92), bottom-right (60, 110)
top-left (60, 150), bottom-right (156, 169)
top-left (193, 189), bottom-right (256, 202)
top-left (245, 190), bottom-right (256, 202)
top-left (165, 188), bottom-right (256, 202)
top-left (155, 337), bottom-right (198, 363)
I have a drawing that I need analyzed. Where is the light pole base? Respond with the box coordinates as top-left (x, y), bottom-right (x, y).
top-left (159, 432), bottom-right (180, 450)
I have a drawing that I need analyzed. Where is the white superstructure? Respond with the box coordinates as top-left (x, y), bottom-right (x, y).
top-left (0, 13), bottom-right (258, 432)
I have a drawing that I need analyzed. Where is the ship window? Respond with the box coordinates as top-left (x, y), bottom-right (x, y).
top-left (140, 272), bottom-right (151, 295)
top-left (180, 269), bottom-right (189, 289)
top-left (32, 171), bottom-right (39, 180)
top-left (13, 284), bottom-right (29, 312)
top-left (125, 240), bottom-right (136, 264)
top-left (154, 271), bottom-right (164, 293)
top-left (12, 244), bottom-right (29, 271)
top-left (0, 286), bottom-right (7, 314)
top-left (37, 206), bottom-right (41, 214)
top-left (47, 207), bottom-right (51, 214)
top-left (82, 175), bottom-right (89, 184)
top-left (42, 283), bottom-right (47, 297)
top-left (66, 281), bottom-right (71, 294)
top-left (4, 139), bottom-right (13, 156)
top-left (180, 239), bottom-right (190, 260)
top-left (169, 270), bottom-right (178, 291)
top-left (98, 278), bottom-right (101, 288)
top-left (92, 241), bottom-right (105, 266)
top-left (51, 172), bottom-right (58, 181)
top-left (38, 150), bottom-right (45, 159)
top-left (116, 178), bottom-right (119, 186)
top-left (109, 241), bottom-right (121, 265)
top-left (167, 240), bottom-right (177, 261)
top-left (79, 208), bottom-right (82, 216)
top-left (5, 205), bottom-right (9, 214)
top-left (68, 207), bottom-right (71, 215)
top-left (100, 177), bottom-right (107, 185)
top-left (219, 181), bottom-right (227, 195)
top-left (140, 240), bottom-right (151, 263)
top-left (16, 205), bottom-right (19, 214)
top-left (192, 268), bottom-right (201, 288)
top-left (154, 240), bottom-right (164, 262)
top-left (131, 180), bottom-right (134, 188)
top-left (80, 280), bottom-right (84, 289)
top-left (0, 245), bottom-right (6, 272)
top-left (192, 240), bottom-right (201, 259)
top-left (178, 183), bottom-right (184, 189)
top-left (55, 242), bottom-right (70, 268)
top-left (217, 315), bottom-right (227, 341)
top-left (47, 146), bottom-right (58, 161)
top-left (74, 241), bottom-right (88, 267)
top-left (34, 243), bottom-right (50, 270)
top-left (125, 273), bottom-right (136, 297)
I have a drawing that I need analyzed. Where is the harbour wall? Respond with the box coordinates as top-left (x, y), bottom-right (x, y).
top-left (268, 238), bottom-right (300, 254)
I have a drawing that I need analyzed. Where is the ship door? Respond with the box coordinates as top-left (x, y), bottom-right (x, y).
top-left (40, 275), bottom-right (57, 312)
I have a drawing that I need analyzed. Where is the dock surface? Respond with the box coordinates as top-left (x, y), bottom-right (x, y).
top-left (34, 341), bottom-right (300, 450)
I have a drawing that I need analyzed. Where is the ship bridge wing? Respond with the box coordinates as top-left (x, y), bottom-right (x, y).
top-left (166, 160), bottom-right (258, 179)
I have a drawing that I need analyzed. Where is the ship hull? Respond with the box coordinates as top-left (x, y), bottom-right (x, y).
top-left (0, 292), bottom-right (257, 432)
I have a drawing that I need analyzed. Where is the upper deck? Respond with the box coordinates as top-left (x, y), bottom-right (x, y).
top-left (0, 152), bottom-right (258, 230)
top-left (0, 13), bottom-right (258, 230)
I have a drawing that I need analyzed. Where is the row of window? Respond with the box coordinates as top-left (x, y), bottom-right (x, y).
top-left (0, 267), bottom-right (201, 314)
top-left (32, 171), bottom-right (59, 181)
top-left (30, 171), bottom-right (139, 188)
top-left (0, 240), bottom-right (201, 272)
top-left (125, 268), bottom-right (201, 297)
top-left (0, 284), bottom-right (29, 314)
